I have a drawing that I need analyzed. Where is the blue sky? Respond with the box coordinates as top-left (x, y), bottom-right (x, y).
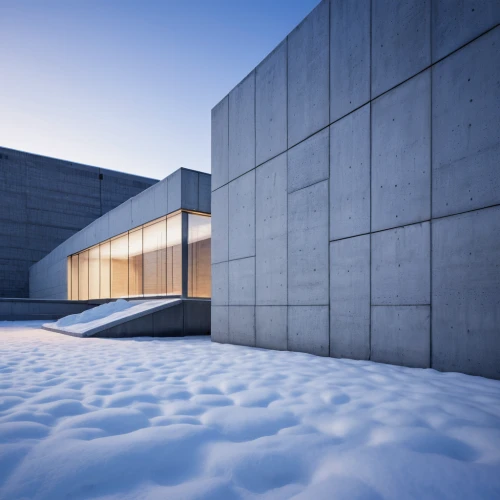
top-left (0, 0), bottom-right (319, 179)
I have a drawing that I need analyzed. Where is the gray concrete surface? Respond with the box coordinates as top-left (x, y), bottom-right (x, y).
top-left (211, 1), bottom-right (500, 378)
top-left (0, 146), bottom-right (157, 298)
top-left (29, 168), bottom-right (210, 300)
top-left (0, 298), bottom-right (100, 321)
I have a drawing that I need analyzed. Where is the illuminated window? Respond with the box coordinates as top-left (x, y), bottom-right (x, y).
top-left (67, 211), bottom-right (211, 300)
top-left (188, 213), bottom-right (211, 297)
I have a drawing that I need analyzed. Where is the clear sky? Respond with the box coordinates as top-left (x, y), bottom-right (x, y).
top-left (0, 0), bottom-right (319, 180)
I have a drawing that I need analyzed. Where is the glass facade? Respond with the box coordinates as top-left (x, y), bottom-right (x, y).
top-left (67, 211), bottom-right (211, 300)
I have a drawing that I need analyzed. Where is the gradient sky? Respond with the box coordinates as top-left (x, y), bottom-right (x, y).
top-left (0, 0), bottom-right (319, 180)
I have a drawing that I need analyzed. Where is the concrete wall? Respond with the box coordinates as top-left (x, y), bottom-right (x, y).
top-left (0, 146), bottom-right (158, 298)
top-left (211, 0), bottom-right (500, 379)
top-left (29, 168), bottom-right (211, 300)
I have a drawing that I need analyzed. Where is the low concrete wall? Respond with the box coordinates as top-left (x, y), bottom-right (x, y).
top-left (0, 298), bottom-right (101, 321)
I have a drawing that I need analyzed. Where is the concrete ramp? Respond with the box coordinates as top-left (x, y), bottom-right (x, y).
top-left (42, 298), bottom-right (210, 338)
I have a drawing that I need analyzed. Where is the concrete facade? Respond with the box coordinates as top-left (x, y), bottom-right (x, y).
top-left (211, 0), bottom-right (500, 379)
top-left (30, 168), bottom-right (211, 300)
top-left (0, 146), bottom-right (157, 298)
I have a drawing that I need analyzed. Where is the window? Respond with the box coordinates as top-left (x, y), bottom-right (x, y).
top-left (188, 213), bottom-right (211, 298)
top-left (67, 211), bottom-right (211, 300)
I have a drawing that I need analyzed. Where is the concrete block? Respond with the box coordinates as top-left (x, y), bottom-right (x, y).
top-left (229, 257), bottom-right (255, 306)
top-left (181, 169), bottom-right (199, 212)
top-left (131, 180), bottom-right (168, 228)
top-left (372, 71), bottom-right (431, 232)
top-left (432, 0), bottom-right (500, 62)
top-left (228, 170), bottom-right (255, 260)
top-left (229, 306), bottom-right (255, 346)
top-left (152, 303), bottom-right (184, 336)
top-left (256, 154), bottom-right (287, 305)
top-left (229, 73), bottom-right (255, 181)
top-left (183, 300), bottom-right (211, 336)
top-left (256, 41), bottom-right (287, 166)
top-left (167, 169), bottom-right (182, 213)
top-left (211, 96), bottom-right (229, 191)
top-left (432, 28), bottom-right (500, 218)
top-left (432, 206), bottom-right (500, 379)
top-left (330, 0), bottom-right (371, 121)
top-left (287, 0), bottom-right (329, 147)
top-left (330, 235), bottom-right (370, 360)
top-left (288, 306), bottom-right (329, 356)
top-left (288, 180), bottom-right (329, 305)
top-left (256, 306), bottom-right (287, 350)
top-left (211, 185), bottom-right (228, 264)
top-left (211, 261), bottom-right (228, 306)
top-left (330, 104), bottom-right (370, 240)
top-left (198, 173), bottom-right (211, 214)
top-left (372, 0), bottom-right (431, 97)
top-left (211, 306), bottom-right (229, 343)
top-left (371, 305), bottom-right (430, 368)
top-left (287, 128), bottom-right (329, 194)
top-left (372, 222), bottom-right (430, 305)
top-left (98, 313), bottom-right (154, 338)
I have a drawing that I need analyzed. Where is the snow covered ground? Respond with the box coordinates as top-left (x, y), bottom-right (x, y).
top-left (1, 322), bottom-right (500, 500)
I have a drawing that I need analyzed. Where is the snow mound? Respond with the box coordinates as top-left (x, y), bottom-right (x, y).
top-left (0, 322), bottom-right (499, 499)
top-left (43, 298), bottom-right (179, 336)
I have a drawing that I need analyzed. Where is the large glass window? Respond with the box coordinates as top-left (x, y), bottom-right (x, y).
top-left (129, 228), bottom-right (143, 297)
top-left (79, 251), bottom-right (89, 300)
top-left (143, 218), bottom-right (167, 296)
top-left (188, 213), bottom-right (211, 298)
top-left (89, 246), bottom-right (100, 300)
top-left (111, 234), bottom-right (128, 298)
top-left (67, 211), bottom-right (211, 300)
top-left (71, 254), bottom-right (79, 300)
top-left (167, 214), bottom-right (182, 295)
top-left (100, 241), bottom-right (111, 299)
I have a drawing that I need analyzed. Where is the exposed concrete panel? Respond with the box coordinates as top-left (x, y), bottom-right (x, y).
top-left (211, 96), bottom-right (229, 191)
top-left (228, 170), bottom-right (255, 261)
top-left (330, 235), bottom-right (370, 360)
top-left (330, 0), bottom-right (371, 121)
top-left (256, 154), bottom-right (287, 305)
top-left (432, 0), bottom-right (500, 62)
top-left (181, 169), bottom-right (199, 212)
top-left (229, 257), bottom-right (255, 306)
top-left (371, 305), bottom-right (431, 368)
top-left (211, 306), bottom-right (229, 343)
top-left (256, 41), bottom-right (287, 166)
top-left (372, 223), bottom-right (430, 306)
top-left (108, 199), bottom-right (133, 238)
top-left (229, 306), bottom-right (255, 346)
top-left (432, 207), bottom-right (500, 379)
top-left (372, 71), bottom-right (431, 232)
top-left (131, 179), bottom-right (169, 228)
top-left (372, 0), bottom-right (431, 97)
top-left (432, 28), bottom-right (500, 218)
top-left (330, 104), bottom-right (370, 241)
top-left (288, 181), bottom-right (329, 305)
top-left (211, 185), bottom-right (228, 264)
top-left (167, 169), bottom-right (182, 214)
top-left (287, 128), bottom-right (329, 194)
top-left (288, 306), bottom-right (329, 356)
top-left (256, 306), bottom-right (287, 351)
top-left (211, 261), bottom-right (228, 306)
top-left (287, 0), bottom-right (329, 147)
top-left (198, 173), bottom-right (211, 214)
top-left (229, 73), bottom-right (256, 181)
top-left (183, 300), bottom-right (211, 336)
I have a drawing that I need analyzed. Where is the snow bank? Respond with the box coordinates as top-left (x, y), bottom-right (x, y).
top-left (0, 322), bottom-right (499, 499)
top-left (43, 298), bottom-right (179, 336)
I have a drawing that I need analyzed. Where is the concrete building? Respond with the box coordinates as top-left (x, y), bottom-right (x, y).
top-left (0, 146), bottom-right (157, 298)
top-left (27, 167), bottom-right (212, 335)
top-left (210, 0), bottom-right (500, 379)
